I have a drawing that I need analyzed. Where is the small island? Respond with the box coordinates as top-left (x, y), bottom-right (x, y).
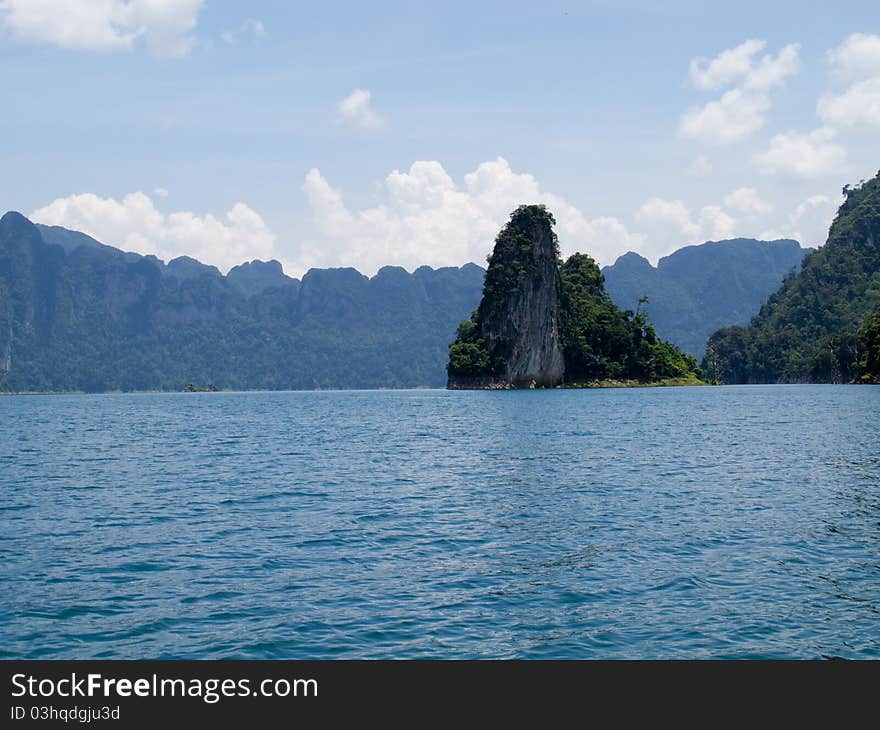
top-left (182, 383), bottom-right (219, 392)
top-left (446, 205), bottom-right (702, 389)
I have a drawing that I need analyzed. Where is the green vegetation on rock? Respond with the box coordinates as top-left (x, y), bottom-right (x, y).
top-left (860, 308), bottom-right (880, 382)
top-left (559, 253), bottom-right (699, 383)
top-left (447, 205), bottom-right (701, 387)
top-left (446, 319), bottom-right (492, 377)
top-left (704, 170), bottom-right (880, 384)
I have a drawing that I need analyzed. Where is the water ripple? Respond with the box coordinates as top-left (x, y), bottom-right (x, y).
top-left (1, 385), bottom-right (879, 658)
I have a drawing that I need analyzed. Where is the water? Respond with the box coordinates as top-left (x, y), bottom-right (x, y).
top-left (1, 385), bottom-right (878, 659)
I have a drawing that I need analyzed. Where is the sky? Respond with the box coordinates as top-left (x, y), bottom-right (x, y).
top-left (1, 1), bottom-right (879, 277)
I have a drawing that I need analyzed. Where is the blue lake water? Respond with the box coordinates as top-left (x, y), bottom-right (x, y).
top-left (1, 385), bottom-right (878, 659)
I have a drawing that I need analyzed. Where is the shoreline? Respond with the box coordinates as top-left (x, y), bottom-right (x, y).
top-left (561, 377), bottom-right (707, 388)
top-left (5, 379), bottom-right (878, 396)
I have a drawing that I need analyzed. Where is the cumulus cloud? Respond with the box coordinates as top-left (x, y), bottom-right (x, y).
top-left (635, 198), bottom-right (737, 260)
top-left (759, 194), bottom-right (838, 247)
top-left (637, 198), bottom-right (700, 239)
top-left (31, 192), bottom-right (277, 273)
top-left (0, 0), bottom-right (204, 57)
top-left (826, 32), bottom-right (880, 83)
top-left (337, 89), bottom-right (384, 131)
top-left (818, 34), bottom-right (880, 129)
top-left (299, 157), bottom-right (643, 276)
top-left (818, 79), bottom-right (880, 128)
top-left (679, 89), bottom-right (770, 144)
top-left (680, 40), bottom-right (800, 144)
top-left (724, 187), bottom-right (772, 216)
top-left (300, 158), bottom-right (810, 273)
top-left (698, 205), bottom-right (738, 240)
top-left (689, 39), bottom-right (767, 90)
top-left (753, 127), bottom-right (847, 178)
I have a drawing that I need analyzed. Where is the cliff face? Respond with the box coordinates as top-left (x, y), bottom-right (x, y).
top-left (481, 215), bottom-right (564, 387)
top-left (448, 205), bottom-right (564, 388)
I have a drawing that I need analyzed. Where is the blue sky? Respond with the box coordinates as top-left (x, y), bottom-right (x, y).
top-left (1, 0), bottom-right (879, 276)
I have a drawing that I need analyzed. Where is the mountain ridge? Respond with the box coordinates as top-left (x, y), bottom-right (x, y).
top-left (0, 211), bottom-right (485, 392)
top-left (602, 237), bottom-right (812, 356)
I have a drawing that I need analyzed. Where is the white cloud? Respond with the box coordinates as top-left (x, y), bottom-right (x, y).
top-left (742, 43), bottom-right (800, 92)
top-left (221, 17), bottom-right (265, 44)
top-left (0, 0), bottom-right (204, 57)
top-left (818, 79), bottom-right (880, 128)
top-left (689, 39), bottom-right (766, 90)
top-left (687, 154), bottom-right (713, 177)
top-left (300, 157), bottom-right (642, 276)
top-left (336, 88), bottom-right (384, 131)
top-left (689, 39), bottom-right (799, 92)
top-left (724, 187), bottom-right (771, 215)
top-left (153, 187), bottom-right (169, 198)
top-left (759, 194), bottom-right (838, 247)
top-left (302, 158), bottom-right (819, 270)
top-left (680, 40), bottom-right (799, 144)
top-left (753, 127), bottom-right (847, 178)
top-left (679, 88), bottom-right (769, 144)
top-left (637, 198), bottom-right (700, 239)
top-left (826, 33), bottom-right (880, 83)
top-left (31, 192), bottom-right (277, 273)
top-left (698, 205), bottom-right (737, 240)
top-left (819, 34), bottom-right (880, 129)
top-left (635, 198), bottom-right (737, 259)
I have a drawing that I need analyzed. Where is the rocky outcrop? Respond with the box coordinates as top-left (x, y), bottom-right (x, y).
top-left (227, 259), bottom-right (297, 298)
top-left (447, 205), bottom-right (565, 388)
top-left (446, 205), bottom-right (703, 388)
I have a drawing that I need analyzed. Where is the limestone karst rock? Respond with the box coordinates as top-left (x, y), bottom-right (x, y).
top-left (447, 205), bottom-right (564, 388)
top-left (446, 205), bottom-right (702, 388)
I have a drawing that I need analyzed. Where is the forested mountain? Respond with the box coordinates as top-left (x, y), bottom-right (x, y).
top-left (0, 212), bottom-right (484, 391)
top-left (447, 205), bottom-right (700, 387)
top-left (602, 239), bottom-right (811, 357)
top-left (704, 171), bottom-right (880, 384)
top-left (863, 309), bottom-right (880, 383)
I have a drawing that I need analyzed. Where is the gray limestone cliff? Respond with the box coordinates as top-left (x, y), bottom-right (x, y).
top-left (447, 205), bottom-right (564, 388)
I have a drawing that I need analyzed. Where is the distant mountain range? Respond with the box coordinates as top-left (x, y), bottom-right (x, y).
top-left (0, 212), bottom-right (484, 391)
top-left (602, 238), bottom-right (812, 356)
top-left (0, 210), bottom-right (813, 391)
